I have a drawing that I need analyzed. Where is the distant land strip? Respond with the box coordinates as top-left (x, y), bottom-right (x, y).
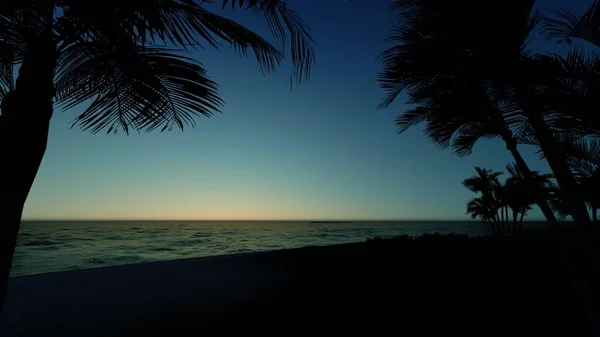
top-left (309, 221), bottom-right (353, 224)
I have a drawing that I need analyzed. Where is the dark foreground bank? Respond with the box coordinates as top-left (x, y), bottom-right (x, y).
top-left (0, 232), bottom-right (592, 336)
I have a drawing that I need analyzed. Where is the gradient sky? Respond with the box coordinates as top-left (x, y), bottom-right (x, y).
top-left (22, 0), bottom-right (590, 221)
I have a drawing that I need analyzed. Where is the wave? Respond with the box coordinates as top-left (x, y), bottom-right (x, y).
top-left (21, 240), bottom-right (62, 247)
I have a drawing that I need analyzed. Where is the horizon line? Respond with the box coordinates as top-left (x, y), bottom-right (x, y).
top-left (20, 218), bottom-right (553, 222)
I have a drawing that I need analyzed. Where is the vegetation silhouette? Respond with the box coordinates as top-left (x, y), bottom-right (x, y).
top-left (0, 0), bottom-right (315, 317)
top-left (376, 0), bottom-right (600, 226)
top-left (463, 165), bottom-right (553, 235)
top-left (377, 0), bottom-right (600, 332)
top-left (545, 137), bottom-right (600, 223)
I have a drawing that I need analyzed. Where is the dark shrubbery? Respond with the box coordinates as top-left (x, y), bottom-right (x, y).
top-left (127, 232), bottom-right (590, 337)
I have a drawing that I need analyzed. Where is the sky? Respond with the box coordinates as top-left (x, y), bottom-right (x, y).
top-left (22, 0), bottom-right (593, 221)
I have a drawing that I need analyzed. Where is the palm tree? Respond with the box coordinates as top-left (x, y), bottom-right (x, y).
top-left (378, 0), bottom-right (591, 225)
top-left (0, 0), bottom-right (316, 316)
top-left (466, 196), bottom-right (501, 235)
top-left (462, 167), bottom-right (503, 197)
top-left (385, 78), bottom-right (559, 225)
top-left (462, 167), bottom-right (509, 234)
top-left (504, 162), bottom-right (553, 232)
top-left (563, 137), bottom-right (600, 223)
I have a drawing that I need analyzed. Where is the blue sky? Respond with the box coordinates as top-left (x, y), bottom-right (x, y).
top-left (22, 0), bottom-right (591, 220)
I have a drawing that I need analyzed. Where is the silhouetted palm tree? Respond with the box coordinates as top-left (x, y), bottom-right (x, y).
top-left (462, 167), bottom-right (503, 197)
top-left (563, 137), bottom-right (600, 223)
top-left (466, 196), bottom-right (501, 234)
top-left (388, 79), bottom-right (559, 225)
top-left (504, 162), bottom-right (553, 232)
top-left (462, 167), bottom-right (510, 234)
top-left (378, 0), bottom-right (591, 225)
top-left (0, 0), bottom-right (315, 316)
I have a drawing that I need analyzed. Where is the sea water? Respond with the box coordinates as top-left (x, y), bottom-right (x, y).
top-left (12, 220), bottom-right (499, 276)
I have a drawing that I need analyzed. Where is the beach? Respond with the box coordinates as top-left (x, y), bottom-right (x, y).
top-left (1, 249), bottom-right (290, 337)
top-left (0, 234), bottom-right (590, 336)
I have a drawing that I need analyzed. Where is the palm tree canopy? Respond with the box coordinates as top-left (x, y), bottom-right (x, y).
top-left (0, 0), bottom-right (316, 133)
top-left (516, 49), bottom-right (600, 143)
top-left (395, 80), bottom-right (529, 156)
top-left (377, 0), bottom-right (564, 159)
top-left (466, 196), bottom-right (497, 221)
top-left (504, 161), bottom-right (553, 210)
top-left (378, 0), bottom-right (538, 106)
top-left (462, 166), bottom-right (503, 195)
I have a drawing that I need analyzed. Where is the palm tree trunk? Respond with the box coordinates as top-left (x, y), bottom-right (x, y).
top-left (518, 211), bottom-right (525, 232)
top-left (524, 112), bottom-right (591, 226)
top-left (593, 207), bottom-right (598, 226)
top-left (503, 136), bottom-right (558, 226)
top-left (487, 220), bottom-right (497, 235)
top-left (512, 210), bottom-right (518, 234)
top-left (0, 31), bottom-right (57, 317)
top-left (498, 209), bottom-right (504, 235)
top-left (494, 213), bottom-right (501, 232)
top-left (504, 206), bottom-right (508, 233)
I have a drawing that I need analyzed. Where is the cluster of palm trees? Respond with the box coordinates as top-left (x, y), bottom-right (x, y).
top-left (462, 164), bottom-right (553, 235)
top-left (463, 153), bottom-right (600, 235)
top-left (377, 0), bottom-right (600, 228)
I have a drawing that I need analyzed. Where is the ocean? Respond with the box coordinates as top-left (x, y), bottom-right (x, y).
top-left (12, 220), bottom-right (500, 277)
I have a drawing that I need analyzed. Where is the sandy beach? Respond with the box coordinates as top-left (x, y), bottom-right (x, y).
top-left (0, 249), bottom-right (297, 337)
top-left (0, 237), bottom-right (591, 336)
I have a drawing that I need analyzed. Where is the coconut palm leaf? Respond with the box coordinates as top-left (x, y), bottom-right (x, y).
top-left (396, 80), bottom-right (527, 157)
top-left (466, 196), bottom-right (492, 221)
top-left (536, 50), bottom-right (600, 137)
top-left (220, 0), bottom-right (316, 86)
top-left (12, 0), bottom-right (315, 90)
top-left (57, 1), bottom-right (285, 76)
top-left (0, 41), bottom-right (15, 102)
top-left (543, 0), bottom-right (600, 47)
top-left (448, 122), bottom-right (498, 157)
top-left (46, 0), bottom-right (315, 134)
top-left (565, 136), bottom-right (600, 178)
top-left (55, 42), bottom-right (223, 134)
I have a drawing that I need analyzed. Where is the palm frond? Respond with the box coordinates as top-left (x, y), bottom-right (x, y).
top-left (394, 106), bottom-right (431, 133)
top-left (466, 197), bottom-right (489, 221)
top-left (219, 0), bottom-right (315, 86)
top-left (55, 42), bottom-right (223, 134)
top-left (462, 166), bottom-right (503, 194)
top-left (521, 9), bottom-right (543, 54)
top-left (192, 9), bottom-right (283, 74)
top-left (0, 40), bottom-right (15, 101)
top-left (565, 136), bottom-right (600, 177)
top-left (451, 123), bottom-right (497, 157)
top-left (59, 0), bottom-right (315, 87)
top-left (543, 1), bottom-right (600, 47)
